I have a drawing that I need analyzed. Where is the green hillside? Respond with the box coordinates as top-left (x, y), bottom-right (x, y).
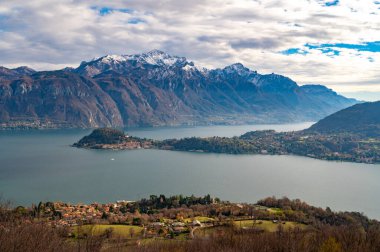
top-left (307, 101), bottom-right (380, 137)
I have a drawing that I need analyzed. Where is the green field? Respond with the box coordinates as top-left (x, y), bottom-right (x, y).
top-left (234, 220), bottom-right (307, 232)
top-left (183, 216), bottom-right (215, 223)
top-left (267, 208), bottom-right (284, 214)
top-left (73, 224), bottom-right (143, 238)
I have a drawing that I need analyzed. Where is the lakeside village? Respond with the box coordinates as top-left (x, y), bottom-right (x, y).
top-left (3, 194), bottom-right (380, 252)
top-left (11, 193), bottom-right (377, 242)
top-left (24, 196), bottom-right (274, 238)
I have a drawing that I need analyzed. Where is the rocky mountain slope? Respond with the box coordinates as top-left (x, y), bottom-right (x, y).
top-left (0, 66), bottom-right (36, 81)
top-left (0, 50), bottom-right (358, 128)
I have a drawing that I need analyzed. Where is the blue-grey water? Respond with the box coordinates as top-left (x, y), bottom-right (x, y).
top-left (1, 122), bottom-right (380, 220)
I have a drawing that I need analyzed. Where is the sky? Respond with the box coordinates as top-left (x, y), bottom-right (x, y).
top-left (0, 0), bottom-right (379, 100)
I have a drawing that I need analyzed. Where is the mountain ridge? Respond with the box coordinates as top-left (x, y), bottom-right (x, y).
top-left (0, 50), bottom-right (358, 129)
top-left (307, 101), bottom-right (380, 137)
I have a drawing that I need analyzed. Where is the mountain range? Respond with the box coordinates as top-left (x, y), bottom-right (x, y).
top-left (0, 50), bottom-right (358, 128)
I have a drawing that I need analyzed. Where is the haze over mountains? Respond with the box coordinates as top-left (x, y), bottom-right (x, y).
top-left (0, 50), bottom-right (357, 128)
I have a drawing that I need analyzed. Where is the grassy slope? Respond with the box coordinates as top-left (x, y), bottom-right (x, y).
top-left (74, 224), bottom-right (143, 238)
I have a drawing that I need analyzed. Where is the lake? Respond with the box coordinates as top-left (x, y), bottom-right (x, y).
top-left (1, 122), bottom-right (380, 220)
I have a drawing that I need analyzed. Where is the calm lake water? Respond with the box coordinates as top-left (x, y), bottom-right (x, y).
top-left (1, 122), bottom-right (380, 220)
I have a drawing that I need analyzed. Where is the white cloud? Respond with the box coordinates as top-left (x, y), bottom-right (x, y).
top-left (0, 0), bottom-right (379, 94)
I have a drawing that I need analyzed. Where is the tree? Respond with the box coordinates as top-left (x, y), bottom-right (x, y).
top-left (319, 237), bottom-right (342, 252)
top-left (101, 212), bottom-right (108, 220)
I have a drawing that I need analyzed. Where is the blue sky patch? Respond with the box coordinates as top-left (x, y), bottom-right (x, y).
top-left (306, 41), bottom-right (380, 53)
top-left (320, 47), bottom-right (340, 56)
top-left (281, 41), bottom-right (379, 59)
top-left (324, 0), bottom-right (339, 6)
top-left (128, 18), bottom-right (145, 24)
top-left (281, 48), bottom-right (308, 55)
top-left (91, 6), bottom-right (133, 16)
top-left (305, 43), bottom-right (340, 56)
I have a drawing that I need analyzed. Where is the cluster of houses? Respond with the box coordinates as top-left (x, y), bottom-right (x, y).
top-left (34, 200), bottom-right (216, 238)
top-left (41, 201), bottom-right (208, 228)
top-left (42, 201), bottom-right (135, 227)
top-left (31, 199), bottom-right (277, 239)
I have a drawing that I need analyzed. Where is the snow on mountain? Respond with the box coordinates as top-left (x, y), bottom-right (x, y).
top-left (124, 49), bottom-right (187, 67)
top-left (0, 50), bottom-right (359, 128)
top-left (77, 50), bottom-right (209, 77)
top-left (222, 63), bottom-right (253, 76)
top-left (100, 55), bottom-right (128, 63)
top-left (89, 50), bottom-right (188, 67)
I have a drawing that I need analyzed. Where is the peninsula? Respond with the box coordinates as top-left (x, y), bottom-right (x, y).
top-left (74, 102), bottom-right (380, 164)
top-left (73, 128), bottom-right (153, 150)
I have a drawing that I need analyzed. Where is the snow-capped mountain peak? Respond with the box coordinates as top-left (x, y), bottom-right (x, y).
top-left (99, 54), bottom-right (128, 63)
top-left (223, 63), bottom-right (252, 75)
top-left (77, 50), bottom-right (195, 77)
top-left (124, 49), bottom-right (187, 67)
top-left (88, 50), bottom-right (187, 67)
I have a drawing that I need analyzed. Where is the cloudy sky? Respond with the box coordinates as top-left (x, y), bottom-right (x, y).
top-left (0, 0), bottom-right (379, 100)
